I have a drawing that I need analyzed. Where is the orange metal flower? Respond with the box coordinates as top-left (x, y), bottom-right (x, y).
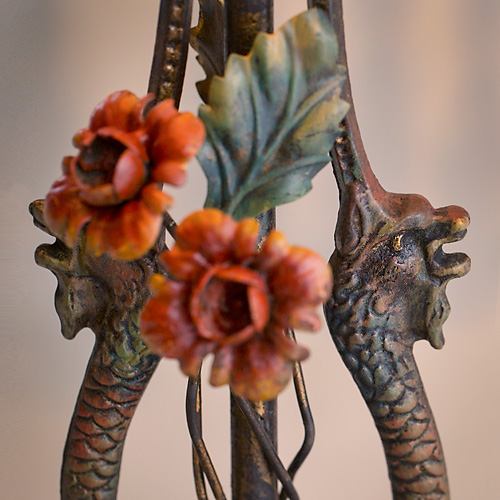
top-left (44, 90), bottom-right (205, 260)
top-left (140, 209), bottom-right (333, 400)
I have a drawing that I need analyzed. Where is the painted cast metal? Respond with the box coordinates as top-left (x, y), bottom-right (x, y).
top-left (30, 200), bottom-right (163, 499)
top-left (190, 5), bottom-right (347, 498)
top-left (30, 1), bottom-right (470, 499)
top-left (315, 1), bottom-right (471, 498)
top-left (30, 2), bottom-right (192, 497)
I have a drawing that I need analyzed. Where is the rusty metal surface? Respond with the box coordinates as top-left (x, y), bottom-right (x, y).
top-left (226, 0), bottom-right (273, 57)
top-left (187, 373), bottom-right (227, 499)
top-left (30, 1), bottom-right (471, 498)
top-left (229, 208), bottom-right (279, 500)
top-left (29, 2), bottom-right (193, 496)
top-left (279, 330), bottom-right (315, 500)
top-left (30, 200), bottom-right (163, 499)
top-left (148, 0), bottom-right (193, 107)
top-left (221, 2), bottom-right (282, 499)
top-left (316, 1), bottom-right (471, 498)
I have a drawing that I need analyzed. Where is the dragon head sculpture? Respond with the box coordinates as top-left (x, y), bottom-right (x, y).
top-left (328, 138), bottom-right (470, 349)
top-left (30, 200), bottom-right (164, 499)
top-left (29, 199), bottom-right (162, 345)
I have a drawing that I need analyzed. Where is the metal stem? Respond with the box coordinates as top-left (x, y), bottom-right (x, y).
top-left (224, 2), bottom-right (279, 498)
top-left (161, 212), bottom-right (220, 499)
top-left (232, 396), bottom-right (299, 500)
top-left (187, 373), bottom-right (227, 500)
top-left (191, 373), bottom-right (208, 500)
top-left (162, 211), bottom-right (178, 239)
top-left (279, 330), bottom-right (315, 499)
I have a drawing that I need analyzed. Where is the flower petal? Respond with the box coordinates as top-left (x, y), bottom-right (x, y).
top-left (85, 200), bottom-right (162, 260)
top-left (144, 98), bottom-right (177, 137)
top-left (96, 127), bottom-right (148, 162)
top-left (233, 218), bottom-right (260, 262)
top-left (229, 339), bottom-right (292, 401)
top-left (179, 341), bottom-right (215, 377)
top-left (268, 247), bottom-right (333, 329)
top-left (212, 266), bottom-right (270, 332)
top-left (268, 328), bottom-right (309, 362)
top-left (210, 346), bottom-right (235, 387)
top-left (89, 90), bottom-right (141, 132)
top-left (130, 93), bottom-right (155, 129)
top-left (149, 112), bottom-right (206, 162)
top-left (141, 184), bottom-right (172, 214)
top-left (190, 266), bottom-right (257, 345)
top-left (256, 231), bottom-right (290, 270)
top-left (112, 150), bottom-right (147, 202)
top-left (84, 208), bottom-right (119, 257)
top-left (247, 284), bottom-right (270, 332)
top-left (151, 159), bottom-right (187, 186)
top-left (114, 201), bottom-right (163, 260)
top-left (176, 209), bottom-right (238, 262)
top-left (44, 174), bottom-right (94, 246)
top-left (73, 129), bottom-right (95, 149)
top-left (288, 306), bottom-right (323, 332)
top-left (79, 184), bottom-right (119, 207)
top-left (141, 278), bottom-right (199, 358)
top-left (159, 247), bottom-right (208, 282)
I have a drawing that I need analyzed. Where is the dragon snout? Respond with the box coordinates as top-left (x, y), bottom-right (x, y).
top-left (426, 205), bottom-right (471, 281)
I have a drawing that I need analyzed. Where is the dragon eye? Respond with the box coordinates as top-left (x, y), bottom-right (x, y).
top-left (392, 233), bottom-right (403, 251)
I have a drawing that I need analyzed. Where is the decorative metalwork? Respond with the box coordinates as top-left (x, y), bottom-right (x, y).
top-left (317, 2), bottom-right (470, 498)
top-left (30, 1), bottom-right (470, 499)
top-left (30, 199), bottom-right (164, 499)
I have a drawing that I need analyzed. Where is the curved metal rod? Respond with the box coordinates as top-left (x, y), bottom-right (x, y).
top-left (148, 0), bottom-right (194, 108)
top-left (161, 196), bottom-right (218, 500)
top-left (186, 373), bottom-right (227, 500)
top-left (279, 330), bottom-right (315, 500)
top-left (232, 395), bottom-right (300, 500)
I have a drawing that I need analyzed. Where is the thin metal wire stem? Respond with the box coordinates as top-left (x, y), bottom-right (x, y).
top-left (191, 374), bottom-right (208, 500)
top-left (162, 211), bottom-right (219, 499)
top-left (186, 373), bottom-right (227, 500)
top-left (279, 330), bottom-right (315, 500)
top-left (232, 395), bottom-right (300, 500)
top-left (162, 211), bottom-right (177, 240)
top-left (192, 448), bottom-right (208, 500)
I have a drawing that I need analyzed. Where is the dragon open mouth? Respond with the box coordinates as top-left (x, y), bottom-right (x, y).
top-left (427, 215), bottom-right (471, 281)
top-left (424, 209), bottom-right (470, 349)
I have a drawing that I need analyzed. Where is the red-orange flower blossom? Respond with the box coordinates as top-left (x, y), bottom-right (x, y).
top-left (44, 90), bottom-right (205, 260)
top-left (140, 209), bottom-right (333, 401)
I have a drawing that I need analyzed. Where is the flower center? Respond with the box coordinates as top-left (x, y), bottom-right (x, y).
top-left (190, 266), bottom-right (270, 345)
top-left (76, 137), bottom-right (125, 186)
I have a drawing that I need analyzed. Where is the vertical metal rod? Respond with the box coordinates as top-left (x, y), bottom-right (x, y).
top-left (232, 395), bottom-right (299, 500)
top-left (148, 0), bottom-right (194, 107)
top-left (226, 0), bottom-right (274, 56)
top-left (224, 3), bottom-right (277, 497)
top-left (230, 209), bottom-right (278, 500)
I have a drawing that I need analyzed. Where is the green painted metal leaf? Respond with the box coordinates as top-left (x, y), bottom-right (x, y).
top-left (197, 9), bottom-right (349, 219)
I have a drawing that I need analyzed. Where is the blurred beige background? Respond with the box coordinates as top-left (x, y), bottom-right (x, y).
top-left (1, 0), bottom-right (499, 498)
